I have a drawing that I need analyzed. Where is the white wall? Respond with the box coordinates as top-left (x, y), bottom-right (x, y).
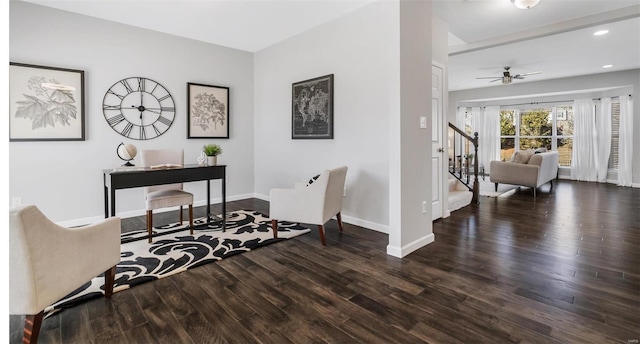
top-left (253, 1), bottom-right (396, 232)
top-left (448, 69), bottom-right (640, 185)
top-left (9, 2), bottom-right (255, 223)
top-left (387, 0), bottom-right (434, 257)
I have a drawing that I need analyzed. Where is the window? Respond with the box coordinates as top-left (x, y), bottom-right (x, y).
top-left (499, 105), bottom-right (574, 166)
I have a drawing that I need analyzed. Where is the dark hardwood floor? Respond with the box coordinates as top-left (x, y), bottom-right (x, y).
top-left (9, 180), bottom-right (640, 343)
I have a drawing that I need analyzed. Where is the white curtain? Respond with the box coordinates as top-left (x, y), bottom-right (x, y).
top-left (471, 107), bottom-right (481, 136)
top-left (618, 95), bottom-right (634, 187)
top-left (480, 106), bottom-right (500, 173)
top-left (595, 98), bottom-right (612, 182)
top-left (571, 99), bottom-right (597, 181)
top-left (456, 107), bottom-right (465, 129)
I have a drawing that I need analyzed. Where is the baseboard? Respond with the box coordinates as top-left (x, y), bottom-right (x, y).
top-left (56, 193), bottom-right (256, 228)
top-left (341, 215), bottom-right (388, 234)
top-left (253, 193), bottom-right (270, 201)
top-left (386, 233), bottom-right (435, 258)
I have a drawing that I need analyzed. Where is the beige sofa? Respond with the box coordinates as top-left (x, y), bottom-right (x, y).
top-left (490, 151), bottom-right (559, 197)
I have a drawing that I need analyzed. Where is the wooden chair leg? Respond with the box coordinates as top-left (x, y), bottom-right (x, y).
top-left (180, 205), bottom-right (183, 224)
top-left (23, 311), bottom-right (44, 344)
top-left (147, 210), bottom-right (153, 243)
top-left (494, 183), bottom-right (498, 192)
top-left (104, 266), bottom-right (117, 298)
top-left (271, 219), bottom-right (278, 239)
top-left (318, 225), bottom-right (327, 246)
top-left (189, 204), bottom-right (194, 235)
top-left (336, 212), bottom-right (344, 232)
top-left (549, 179), bottom-right (554, 190)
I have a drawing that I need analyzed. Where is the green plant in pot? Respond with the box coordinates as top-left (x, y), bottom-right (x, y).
top-left (203, 144), bottom-right (222, 166)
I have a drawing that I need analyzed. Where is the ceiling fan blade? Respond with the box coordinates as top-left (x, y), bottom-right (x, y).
top-left (513, 71), bottom-right (542, 78)
top-left (489, 79), bottom-right (501, 83)
top-left (476, 77), bottom-right (502, 79)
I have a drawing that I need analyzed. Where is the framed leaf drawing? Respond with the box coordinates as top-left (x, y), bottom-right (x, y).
top-left (292, 74), bottom-right (333, 139)
top-left (187, 82), bottom-right (230, 139)
top-left (9, 62), bottom-right (85, 141)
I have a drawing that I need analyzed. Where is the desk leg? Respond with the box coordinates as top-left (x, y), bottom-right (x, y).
top-left (104, 175), bottom-right (108, 218)
top-left (222, 174), bottom-right (226, 232)
top-left (206, 179), bottom-right (211, 224)
top-left (110, 188), bottom-right (116, 217)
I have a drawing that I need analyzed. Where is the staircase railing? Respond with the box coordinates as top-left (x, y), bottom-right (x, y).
top-left (448, 122), bottom-right (479, 203)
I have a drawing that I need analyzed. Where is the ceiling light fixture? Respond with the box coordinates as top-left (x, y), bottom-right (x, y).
top-left (594, 30), bottom-right (609, 36)
top-left (511, 0), bottom-right (540, 9)
top-left (603, 65), bottom-right (613, 69)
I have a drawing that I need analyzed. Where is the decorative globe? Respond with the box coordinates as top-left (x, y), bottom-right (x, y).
top-left (117, 143), bottom-right (137, 166)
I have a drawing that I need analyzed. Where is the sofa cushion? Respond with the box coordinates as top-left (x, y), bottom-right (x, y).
top-left (512, 149), bottom-right (535, 164)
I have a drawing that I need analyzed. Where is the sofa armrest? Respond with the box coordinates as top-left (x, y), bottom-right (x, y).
top-left (490, 161), bottom-right (540, 187)
top-left (528, 152), bottom-right (559, 187)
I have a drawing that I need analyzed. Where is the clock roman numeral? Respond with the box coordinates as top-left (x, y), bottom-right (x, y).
top-left (103, 104), bottom-right (121, 110)
top-left (152, 124), bottom-right (162, 136)
top-left (157, 115), bottom-right (173, 126)
top-left (107, 114), bottom-right (126, 126)
top-left (157, 94), bottom-right (172, 102)
top-left (120, 79), bottom-right (134, 93)
top-left (161, 107), bottom-right (175, 112)
top-left (107, 90), bottom-right (125, 100)
top-left (137, 78), bottom-right (145, 92)
top-left (120, 122), bottom-right (134, 137)
top-left (140, 125), bottom-right (146, 140)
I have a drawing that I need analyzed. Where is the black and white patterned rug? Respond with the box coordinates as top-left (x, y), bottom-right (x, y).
top-left (45, 210), bottom-right (310, 316)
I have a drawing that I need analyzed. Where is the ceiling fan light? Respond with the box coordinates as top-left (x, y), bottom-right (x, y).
top-left (511, 0), bottom-right (540, 9)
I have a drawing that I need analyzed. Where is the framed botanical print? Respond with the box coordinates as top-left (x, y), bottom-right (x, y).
top-left (292, 74), bottom-right (334, 139)
top-left (187, 82), bottom-right (230, 139)
top-left (9, 62), bottom-right (85, 141)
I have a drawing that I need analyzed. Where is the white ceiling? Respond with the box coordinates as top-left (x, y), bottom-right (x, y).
top-left (16, 0), bottom-right (640, 91)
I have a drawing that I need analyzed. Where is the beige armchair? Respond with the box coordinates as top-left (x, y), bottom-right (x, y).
top-left (140, 149), bottom-right (194, 243)
top-left (10, 205), bottom-right (121, 344)
top-left (269, 166), bottom-right (348, 246)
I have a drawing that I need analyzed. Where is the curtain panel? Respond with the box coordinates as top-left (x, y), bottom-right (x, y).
top-left (571, 99), bottom-right (597, 181)
top-left (480, 106), bottom-right (500, 173)
top-left (618, 95), bottom-right (634, 187)
top-left (595, 98), bottom-right (612, 183)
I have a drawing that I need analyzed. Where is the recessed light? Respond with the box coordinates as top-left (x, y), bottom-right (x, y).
top-left (594, 30), bottom-right (609, 36)
top-left (603, 65), bottom-right (613, 68)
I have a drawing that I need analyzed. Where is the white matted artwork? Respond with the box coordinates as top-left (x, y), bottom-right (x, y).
top-left (9, 62), bottom-right (85, 141)
top-left (187, 82), bottom-right (229, 139)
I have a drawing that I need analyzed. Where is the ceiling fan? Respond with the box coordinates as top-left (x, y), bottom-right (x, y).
top-left (476, 66), bottom-right (541, 84)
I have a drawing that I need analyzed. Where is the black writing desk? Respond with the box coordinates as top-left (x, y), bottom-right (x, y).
top-left (103, 164), bottom-right (226, 230)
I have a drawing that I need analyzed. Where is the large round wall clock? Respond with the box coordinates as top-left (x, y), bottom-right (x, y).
top-left (102, 77), bottom-right (175, 140)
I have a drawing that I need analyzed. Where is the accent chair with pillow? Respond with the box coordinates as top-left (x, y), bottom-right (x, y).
top-left (140, 149), bottom-right (194, 243)
top-left (269, 166), bottom-right (348, 246)
top-left (490, 150), bottom-right (559, 197)
top-left (10, 205), bottom-right (121, 344)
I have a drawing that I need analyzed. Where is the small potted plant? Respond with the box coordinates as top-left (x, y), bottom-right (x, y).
top-left (203, 144), bottom-right (222, 166)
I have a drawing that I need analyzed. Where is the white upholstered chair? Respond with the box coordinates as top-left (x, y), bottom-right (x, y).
top-left (269, 166), bottom-right (348, 246)
top-left (140, 149), bottom-right (194, 243)
top-left (10, 205), bottom-right (121, 344)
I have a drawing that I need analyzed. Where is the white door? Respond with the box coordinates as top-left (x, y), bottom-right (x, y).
top-left (431, 64), bottom-right (445, 220)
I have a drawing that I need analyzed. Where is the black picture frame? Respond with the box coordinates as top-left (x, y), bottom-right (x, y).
top-left (187, 82), bottom-right (230, 139)
top-left (292, 74), bottom-right (334, 139)
top-left (9, 62), bottom-right (85, 141)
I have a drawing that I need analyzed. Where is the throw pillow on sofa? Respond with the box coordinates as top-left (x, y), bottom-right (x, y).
top-left (511, 149), bottom-right (535, 164)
